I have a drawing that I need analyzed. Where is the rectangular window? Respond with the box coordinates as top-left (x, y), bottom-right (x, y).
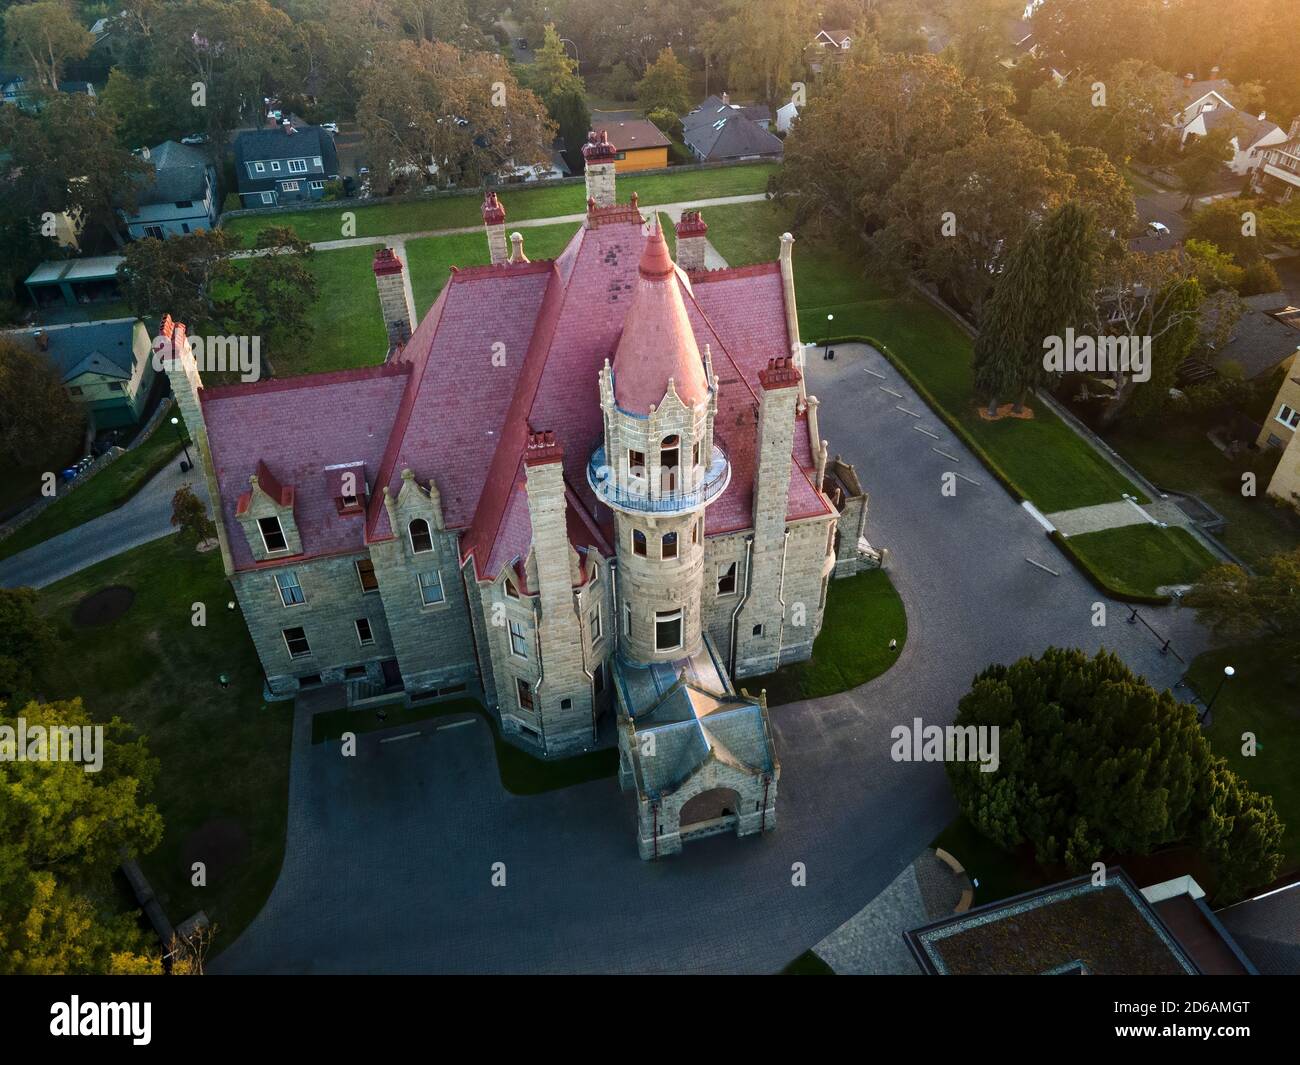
top-left (692, 441), bottom-right (700, 466)
top-left (275, 570), bottom-right (305, 606)
top-left (313, 156), bottom-right (323, 167)
top-left (509, 618), bottom-right (528, 658)
top-left (288, 158), bottom-right (308, 173)
top-left (107, 382), bottom-right (124, 392)
top-left (516, 677), bottom-right (534, 712)
top-left (1277, 404), bottom-right (1300, 430)
top-left (355, 617), bottom-right (374, 645)
top-left (253, 162), bottom-right (266, 173)
top-left (589, 604), bottom-right (602, 642)
top-left (717, 561), bottom-right (737, 596)
top-left (355, 558), bottom-right (378, 592)
top-left (628, 449), bottom-right (645, 475)
top-left (282, 626), bottom-right (311, 659)
top-left (623, 604), bottom-right (631, 637)
top-left (655, 610), bottom-right (683, 652)
top-left (260, 192), bottom-right (274, 204)
top-left (310, 180), bottom-right (324, 190)
top-left (418, 570), bottom-right (444, 606)
top-left (692, 520), bottom-right (701, 545)
top-left (258, 516), bottom-right (287, 553)
top-left (281, 180), bottom-right (299, 192)
top-left (143, 224), bottom-right (165, 239)
top-left (270, 161), bottom-right (281, 171)
top-left (67, 386), bottom-right (83, 396)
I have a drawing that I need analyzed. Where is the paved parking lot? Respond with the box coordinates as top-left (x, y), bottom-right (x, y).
top-left (214, 343), bottom-right (1211, 974)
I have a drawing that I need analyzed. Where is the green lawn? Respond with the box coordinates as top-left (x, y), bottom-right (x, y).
top-left (1063, 524), bottom-right (1220, 598)
top-left (745, 569), bottom-right (907, 707)
top-left (1187, 641), bottom-right (1300, 874)
top-left (223, 164), bottom-right (776, 244)
top-left (313, 696), bottom-right (617, 795)
top-left (0, 413), bottom-right (186, 563)
top-left (702, 200), bottom-right (1145, 514)
top-left (1105, 420), bottom-right (1300, 568)
top-left (35, 536), bottom-right (292, 954)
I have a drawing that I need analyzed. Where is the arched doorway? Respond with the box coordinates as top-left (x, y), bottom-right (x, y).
top-left (678, 787), bottom-right (742, 841)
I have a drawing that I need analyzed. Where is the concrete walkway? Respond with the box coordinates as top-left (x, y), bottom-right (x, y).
top-left (1046, 497), bottom-right (1156, 537)
top-left (239, 192), bottom-right (769, 255)
top-left (0, 455), bottom-right (209, 590)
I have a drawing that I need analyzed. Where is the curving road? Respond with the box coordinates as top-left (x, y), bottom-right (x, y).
top-left (213, 343), bottom-right (1212, 974)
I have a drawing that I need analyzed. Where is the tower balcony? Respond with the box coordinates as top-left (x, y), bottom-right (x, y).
top-left (588, 445), bottom-right (730, 515)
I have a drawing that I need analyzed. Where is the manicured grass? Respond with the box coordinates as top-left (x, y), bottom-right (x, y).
top-left (744, 569), bottom-right (907, 707)
top-left (702, 201), bottom-right (1145, 514)
top-left (1063, 523), bottom-right (1219, 597)
top-left (1187, 641), bottom-right (1299, 873)
top-left (35, 536), bottom-right (292, 954)
top-left (781, 950), bottom-right (835, 975)
top-left (313, 695), bottom-right (617, 795)
top-left (222, 164), bottom-right (777, 244)
top-left (1106, 420), bottom-right (1300, 567)
top-left (0, 414), bottom-right (186, 563)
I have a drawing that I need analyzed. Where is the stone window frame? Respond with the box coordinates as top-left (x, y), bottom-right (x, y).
top-left (282, 626), bottom-right (312, 659)
top-left (716, 561), bottom-right (738, 597)
top-left (275, 569), bottom-right (306, 607)
top-left (258, 515), bottom-right (289, 554)
top-left (508, 617), bottom-right (529, 659)
top-left (655, 609), bottom-right (683, 653)
top-left (355, 617), bottom-right (375, 645)
top-left (355, 558), bottom-right (379, 593)
top-left (661, 531), bottom-right (678, 559)
top-left (589, 602), bottom-right (602, 644)
top-left (417, 569), bottom-right (445, 607)
top-left (633, 529), bottom-right (647, 556)
top-left (516, 677), bottom-right (535, 712)
top-left (623, 603), bottom-right (631, 638)
top-left (503, 576), bottom-right (520, 599)
top-left (408, 518), bottom-right (434, 554)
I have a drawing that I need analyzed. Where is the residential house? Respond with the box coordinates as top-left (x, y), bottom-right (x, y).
top-left (233, 122), bottom-right (340, 208)
top-left (682, 93), bottom-right (783, 164)
top-left (1172, 73), bottom-right (1288, 177)
top-left (1252, 118), bottom-right (1300, 204)
top-left (1216, 879), bottom-right (1300, 975)
top-left (153, 130), bottom-right (879, 859)
top-left (0, 73), bottom-right (95, 111)
top-left (123, 140), bottom-right (219, 240)
top-left (590, 119), bottom-right (670, 172)
top-left (1256, 346), bottom-right (1300, 503)
top-left (775, 97), bottom-right (800, 134)
top-left (13, 319), bottom-right (155, 429)
top-left (806, 28), bottom-right (853, 75)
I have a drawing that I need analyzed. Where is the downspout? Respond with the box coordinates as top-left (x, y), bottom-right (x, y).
top-left (530, 597), bottom-right (547, 753)
top-left (575, 581), bottom-right (597, 743)
top-left (652, 801), bottom-right (659, 859)
top-left (775, 530), bottom-right (791, 668)
top-left (728, 535), bottom-right (755, 677)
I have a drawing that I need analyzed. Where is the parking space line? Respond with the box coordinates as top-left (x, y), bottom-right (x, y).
top-left (1025, 558), bottom-right (1061, 577)
top-left (863, 367), bottom-right (886, 379)
top-left (879, 385), bottom-right (903, 398)
top-left (954, 472), bottom-right (982, 486)
top-left (912, 425), bottom-right (939, 440)
top-left (379, 731), bottom-right (421, 744)
top-left (894, 405), bottom-right (921, 418)
top-left (932, 447), bottom-right (959, 462)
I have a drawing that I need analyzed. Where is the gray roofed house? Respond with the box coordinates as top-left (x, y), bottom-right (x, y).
top-left (1212, 306), bottom-right (1300, 379)
top-left (615, 636), bottom-right (779, 859)
top-left (682, 94), bottom-right (783, 164)
top-left (10, 319), bottom-right (156, 429)
top-left (234, 121), bottom-right (340, 208)
top-left (122, 140), bottom-right (219, 240)
top-left (1215, 881), bottom-right (1300, 975)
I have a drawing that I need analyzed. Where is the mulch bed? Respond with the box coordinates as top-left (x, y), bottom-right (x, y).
top-left (72, 584), bottom-right (136, 627)
top-left (977, 402), bottom-right (1036, 422)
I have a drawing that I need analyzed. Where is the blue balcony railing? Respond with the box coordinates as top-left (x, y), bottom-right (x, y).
top-left (587, 444), bottom-right (730, 514)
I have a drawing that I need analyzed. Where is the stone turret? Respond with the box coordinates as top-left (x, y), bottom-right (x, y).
top-left (483, 190), bottom-right (508, 265)
top-left (582, 129), bottom-right (617, 207)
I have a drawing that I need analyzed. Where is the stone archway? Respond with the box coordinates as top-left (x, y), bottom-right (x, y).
top-left (679, 787), bottom-right (741, 827)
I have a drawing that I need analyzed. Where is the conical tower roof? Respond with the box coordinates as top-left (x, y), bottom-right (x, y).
top-left (611, 219), bottom-right (709, 414)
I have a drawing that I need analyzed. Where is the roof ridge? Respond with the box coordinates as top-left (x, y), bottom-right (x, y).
top-left (201, 360), bottom-right (410, 402)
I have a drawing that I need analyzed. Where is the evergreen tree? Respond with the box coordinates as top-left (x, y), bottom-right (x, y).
top-left (973, 225), bottom-right (1047, 415)
top-left (636, 46), bottom-right (691, 116)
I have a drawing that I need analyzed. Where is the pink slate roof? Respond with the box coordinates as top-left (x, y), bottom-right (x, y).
top-left (197, 203), bottom-right (831, 577)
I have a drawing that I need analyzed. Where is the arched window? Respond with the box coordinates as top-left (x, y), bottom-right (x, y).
top-left (660, 434), bottom-right (680, 491)
top-left (633, 529), bottom-right (647, 556)
top-left (662, 532), bottom-right (677, 559)
top-left (408, 518), bottom-right (433, 553)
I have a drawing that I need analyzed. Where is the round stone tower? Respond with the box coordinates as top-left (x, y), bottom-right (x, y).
top-left (589, 220), bottom-right (731, 664)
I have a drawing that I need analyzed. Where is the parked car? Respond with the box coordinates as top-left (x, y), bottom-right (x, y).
top-left (1146, 221), bottom-right (1170, 237)
top-left (516, 37), bottom-right (529, 49)
top-left (180, 133), bottom-right (208, 145)
top-left (321, 121), bottom-right (339, 134)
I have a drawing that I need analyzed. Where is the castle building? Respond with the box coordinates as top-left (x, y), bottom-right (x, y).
top-left (156, 131), bottom-right (876, 858)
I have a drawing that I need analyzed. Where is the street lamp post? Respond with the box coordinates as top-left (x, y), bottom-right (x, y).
top-left (1205, 664), bottom-right (1235, 718)
top-left (824, 313), bottom-right (834, 359)
top-left (171, 415), bottom-right (193, 469)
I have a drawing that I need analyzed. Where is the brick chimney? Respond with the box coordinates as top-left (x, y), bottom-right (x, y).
top-left (372, 247), bottom-right (414, 352)
top-left (1183, 72), bottom-right (1196, 87)
top-left (582, 130), bottom-right (617, 208)
top-left (674, 210), bottom-right (708, 272)
top-left (721, 91), bottom-right (730, 106)
top-left (482, 190), bottom-right (508, 265)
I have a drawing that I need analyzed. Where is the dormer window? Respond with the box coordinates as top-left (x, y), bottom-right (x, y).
top-left (258, 516), bottom-right (288, 553)
top-left (504, 578), bottom-right (520, 599)
top-left (408, 518), bottom-right (433, 553)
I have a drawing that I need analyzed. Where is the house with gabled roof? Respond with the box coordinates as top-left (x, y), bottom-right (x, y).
top-left (233, 121), bottom-right (339, 208)
top-left (122, 140), bottom-right (219, 239)
top-left (155, 129), bottom-right (878, 857)
top-left (682, 93), bottom-right (783, 163)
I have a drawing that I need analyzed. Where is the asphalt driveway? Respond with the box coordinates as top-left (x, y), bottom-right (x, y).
top-left (213, 342), bottom-right (1211, 974)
